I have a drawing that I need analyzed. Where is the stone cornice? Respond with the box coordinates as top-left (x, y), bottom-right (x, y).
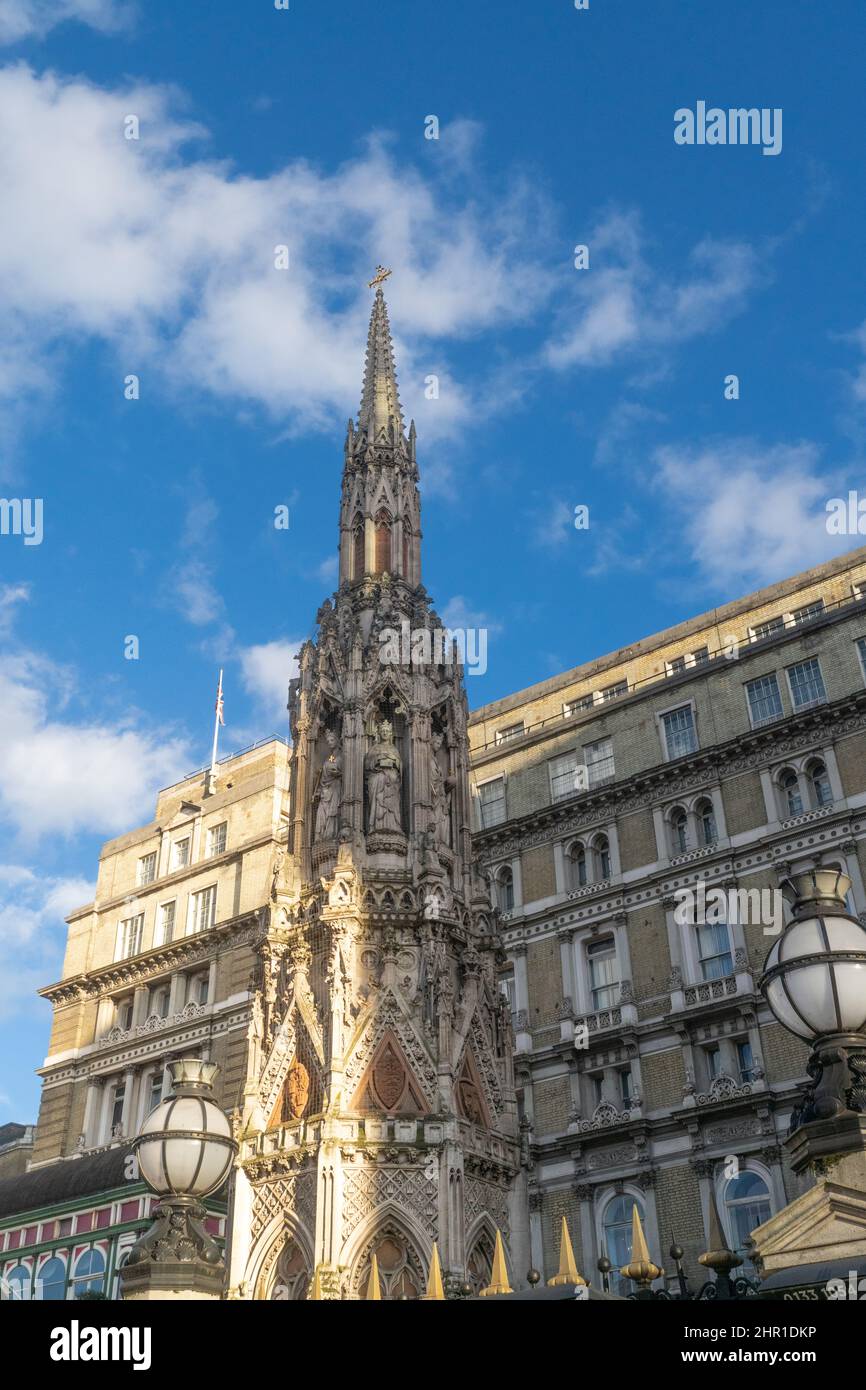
top-left (476, 691), bottom-right (866, 859)
top-left (39, 907), bottom-right (267, 1005)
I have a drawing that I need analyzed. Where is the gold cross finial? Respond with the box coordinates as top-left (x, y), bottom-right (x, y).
top-left (368, 264), bottom-right (392, 290)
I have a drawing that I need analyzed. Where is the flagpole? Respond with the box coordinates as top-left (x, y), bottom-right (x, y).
top-left (209, 669), bottom-right (224, 793)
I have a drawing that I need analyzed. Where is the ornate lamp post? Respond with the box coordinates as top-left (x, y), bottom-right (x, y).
top-left (759, 868), bottom-right (866, 1130)
top-left (121, 1059), bottom-right (237, 1301)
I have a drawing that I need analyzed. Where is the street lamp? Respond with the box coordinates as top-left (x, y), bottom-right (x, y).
top-left (759, 868), bottom-right (866, 1125)
top-left (121, 1059), bottom-right (237, 1301)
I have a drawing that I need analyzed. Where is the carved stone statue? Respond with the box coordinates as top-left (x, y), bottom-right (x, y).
top-left (314, 729), bottom-right (342, 841)
top-left (429, 730), bottom-right (452, 848)
top-left (366, 719), bottom-right (403, 834)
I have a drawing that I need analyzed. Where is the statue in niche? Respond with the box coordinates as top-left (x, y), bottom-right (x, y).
top-left (314, 729), bottom-right (342, 842)
top-left (429, 730), bottom-right (453, 848)
top-left (366, 719), bottom-right (403, 834)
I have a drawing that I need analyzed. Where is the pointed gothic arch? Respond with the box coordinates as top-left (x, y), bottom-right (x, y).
top-left (374, 508), bottom-right (392, 574)
top-left (348, 1029), bottom-right (428, 1114)
top-left (342, 1205), bottom-right (431, 1301)
top-left (352, 514), bottom-right (365, 581)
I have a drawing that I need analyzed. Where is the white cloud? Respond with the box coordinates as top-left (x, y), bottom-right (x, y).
top-left (545, 210), bottom-right (761, 371)
top-left (0, 650), bottom-right (190, 840)
top-left (239, 639), bottom-right (301, 729)
top-left (0, 68), bottom-right (549, 447)
top-left (0, 580), bottom-right (29, 633)
top-left (0, 864), bottom-right (94, 1021)
top-left (651, 439), bottom-right (845, 590)
top-left (0, 0), bottom-right (132, 45)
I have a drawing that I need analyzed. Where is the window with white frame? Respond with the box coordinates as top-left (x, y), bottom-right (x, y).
top-left (722, 1170), bottom-right (772, 1273)
top-left (584, 738), bottom-right (614, 786)
top-left (145, 1070), bottom-right (164, 1115)
top-left (496, 866), bottom-right (514, 913)
top-left (792, 599), bottom-right (824, 625)
top-left (549, 750), bottom-right (580, 803)
top-left (188, 972), bottom-right (209, 1006)
top-left (70, 1248), bottom-right (105, 1298)
top-left (115, 996), bottom-right (134, 1032)
top-left (705, 1045), bottom-right (722, 1080)
top-left (745, 673), bottom-right (783, 727)
top-left (736, 1039), bottom-right (754, 1082)
top-left (602, 1194), bottom-right (645, 1297)
top-left (661, 704), bottom-right (697, 760)
top-left (752, 614), bottom-right (784, 640)
top-left (188, 885), bottom-right (217, 935)
top-left (586, 937), bottom-right (619, 1011)
top-left (137, 852), bottom-right (157, 886)
top-left (601, 679), bottom-right (628, 703)
top-left (115, 913), bottom-right (143, 961)
top-left (807, 759), bottom-right (833, 808)
top-left (593, 834), bottom-right (611, 881)
top-left (670, 807), bottom-right (688, 855)
top-left (109, 1080), bottom-right (126, 1133)
top-left (207, 822), bottom-right (227, 857)
top-left (157, 900), bottom-right (176, 946)
top-left (779, 768), bottom-right (803, 817)
top-left (563, 694), bottom-right (593, 716)
top-left (667, 655), bottom-right (686, 676)
top-left (692, 645), bottom-right (710, 665)
top-left (172, 837), bottom-right (191, 871)
top-left (696, 921), bottom-right (733, 980)
top-left (478, 777), bottom-right (506, 828)
top-left (148, 982), bottom-right (170, 1019)
top-left (566, 841), bottom-right (587, 889)
top-left (787, 657), bottom-right (826, 710)
top-left (495, 721), bottom-right (524, 746)
top-left (696, 797), bottom-right (717, 845)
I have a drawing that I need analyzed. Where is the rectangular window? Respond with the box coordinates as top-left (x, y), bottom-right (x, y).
top-left (157, 901), bottom-right (176, 946)
top-left (792, 599), bottom-right (824, 625)
top-left (189, 885), bottom-right (217, 935)
top-left (696, 922), bottom-right (733, 980)
top-left (705, 1046), bottom-right (721, 1080)
top-left (146, 1072), bottom-right (164, 1114)
top-left (116, 913), bottom-right (143, 961)
top-left (207, 822), bottom-right (227, 857)
top-left (110, 1083), bottom-right (125, 1132)
top-left (584, 738), bottom-right (615, 786)
top-left (592, 1075), bottom-right (604, 1107)
top-left (737, 1040), bottom-right (754, 1083)
top-left (601, 679), bottom-right (628, 703)
top-left (753, 615), bottom-right (784, 640)
top-left (172, 837), bottom-right (191, 871)
top-left (549, 751), bottom-right (580, 803)
top-left (563, 694), bottom-right (593, 717)
top-left (478, 778), bottom-right (506, 829)
top-left (745, 673), bottom-right (783, 727)
top-left (495, 721), bottom-right (525, 746)
top-left (667, 655), bottom-right (686, 676)
top-left (857, 638), bottom-right (866, 680)
top-left (189, 974), bottom-right (209, 1006)
top-left (661, 704), bottom-right (697, 760)
top-left (692, 646), bottom-right (710, 665)
top-left (787, 657), bottom-right (826, 710)
top-left (587, 938), bottom-right (619, 1011)
top-left (619, 1069), bottom-right (633, 1107)
top-left (116, 997), bottom-right (133, 1031)
top-left (137, 852), bottom-right (157, 886)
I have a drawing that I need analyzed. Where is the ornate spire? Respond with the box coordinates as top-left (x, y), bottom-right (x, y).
top-left (358, 286), bottom-right (405, 442)
top-left (479, 1228), bottom-right (514, 1297)
top-left (547, 1215), bottom-right (586, 1287)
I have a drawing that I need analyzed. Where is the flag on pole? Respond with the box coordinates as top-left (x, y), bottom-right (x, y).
top-left (215, 672), bottom-right (225, 726)
top-left (209, 670), bottom-right (225, 792)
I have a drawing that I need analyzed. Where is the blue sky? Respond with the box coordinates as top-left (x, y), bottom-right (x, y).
top-left (1, 0), bottom-right (865, 1118)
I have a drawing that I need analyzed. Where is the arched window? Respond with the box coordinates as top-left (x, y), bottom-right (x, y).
top-left (722, 1170), bottom-right (772, 1272)
top-left (71, 1248), bottom-right (105, 1299)
top-left (696, 798), bottom-right (717, 846)
top-left (780, 769), bottom-right (802, 817)
top-left (36, 1256), bottom-right (66, 1301)
top-left (374, 511), bottom-right (392, 575)
top-left (497, 867), bottom-right (514, 913)
top-left (587, 937), bottom-right (619, 1011)
top-left (594, 835), bottom-right (611, 881)
top-left (602, 1194), bottom-right (645, 1297)
top-left (671, 809), bottom-right (688, 855)
top-left (359, 1232), bottom-right (423, 1300)
top-left (808, 760), bottom-right (832, 809)
top-left (270, 1238), bottom-right (309, 1301)
top-left (352, 520), bottom-right (365, 581)
top-left (568, 842), bottom-right (587, 889)
top-left (2, 1264), bottom-right (30, 1301)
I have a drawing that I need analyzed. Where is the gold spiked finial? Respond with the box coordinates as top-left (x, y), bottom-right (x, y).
top-left (699, 1188), bottom-right (743, 1276)
top-left (548, 1215), bottom-right (587, 1287)
top-left (479, 1228), bottom-right (513, 1297)
top-left (422, 1241), bottom-right (446, 1300)
top-left (620, 1205), bottom-right (663, 1289)
top-left (368, 264), bottom-right (392, 290)
top-left (309, 1265), bottom-right (322, 1301)
top-left (366, 1251), bottom-right (382, 1300)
